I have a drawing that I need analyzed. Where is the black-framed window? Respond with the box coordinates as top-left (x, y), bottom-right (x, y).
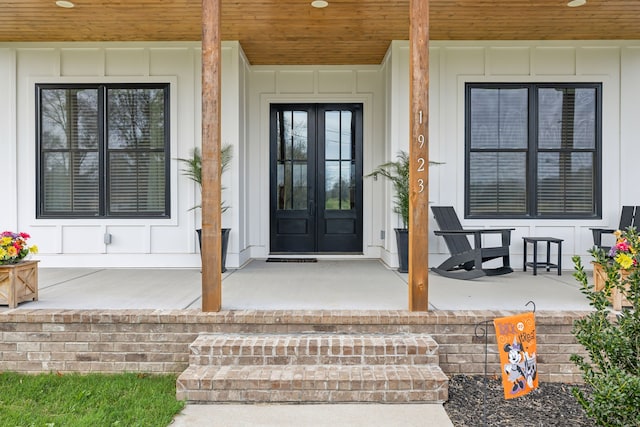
top-left (465, 83), bottom-right (601, 219)
top-left (36, 83), bottom-right (170, 218)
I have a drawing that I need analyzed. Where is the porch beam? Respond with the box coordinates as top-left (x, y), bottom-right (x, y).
top-left (201, 0), bottom-right (222, 312)
top-left (408, 0), bottom-right (429, 311)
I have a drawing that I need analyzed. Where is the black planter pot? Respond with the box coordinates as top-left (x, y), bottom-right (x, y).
top-left (395, 228), bottom-right (409, 273)
top-left (196, 228), bottom-right (231, 273)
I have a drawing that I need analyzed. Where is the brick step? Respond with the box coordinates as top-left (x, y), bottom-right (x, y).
top-left (177, 332), bottom-right (447, 403)
top-left (188, 333), bottom-right (440, 366)
top-left (176, 364), bottom-right (448, 403)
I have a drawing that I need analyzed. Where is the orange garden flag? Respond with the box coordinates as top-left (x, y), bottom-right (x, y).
top-left (493, 312), bottom-right (538, 399)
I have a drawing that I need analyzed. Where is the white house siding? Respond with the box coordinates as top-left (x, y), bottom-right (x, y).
top-left (1, 40), bottom-right (640, 270)
top-left (385, 40), bottom-right (640, 270)
top-left (0, 42), bottom-right (209, 268)
top-left (245, 64), bottom-right (386, 262)
top-left (620, 47), bottom-right (640, 210)
top-left (0, 48), bottom-right (18, 235)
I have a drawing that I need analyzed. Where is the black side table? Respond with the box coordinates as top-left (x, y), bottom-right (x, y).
top-left (522, 237), bottom-right (563, 276)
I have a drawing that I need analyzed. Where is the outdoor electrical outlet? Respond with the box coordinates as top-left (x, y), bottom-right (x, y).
top-left (380, 230), bottom-right (385, 240)
top-left (104, 233), bottom-right (112, 245)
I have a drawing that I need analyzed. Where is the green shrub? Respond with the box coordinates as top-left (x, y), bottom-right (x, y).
top-left (571, 240), bottom-right (640, 426)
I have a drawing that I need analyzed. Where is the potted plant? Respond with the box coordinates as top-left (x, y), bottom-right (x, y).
top-left (367, 151), bottom-right (410, 272)
top-left (178, 145), bottom-right (232, 272)
top-left (367, 151), bottom-right (440, 273)
top-left (0, 231), bottom-right (38, 265)
top-left (0, 231), bottom-right (39, 308)
top-left (589, 227), bottom-right (636, 310)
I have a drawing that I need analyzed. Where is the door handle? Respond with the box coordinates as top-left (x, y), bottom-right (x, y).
top-left (309, 200), bottom-right (314, 216)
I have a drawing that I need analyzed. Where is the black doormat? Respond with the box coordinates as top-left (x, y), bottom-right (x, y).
top-left (266, 258), bottom-right (318, 263)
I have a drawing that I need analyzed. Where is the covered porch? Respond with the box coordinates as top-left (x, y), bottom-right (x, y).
top-left (0, 260), bottom-right (592, 312)
top-left (3, 0), bottom-right (639, 314)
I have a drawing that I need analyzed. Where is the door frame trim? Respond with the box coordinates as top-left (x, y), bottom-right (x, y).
top-left (260, 94), bottom-right (373, 257)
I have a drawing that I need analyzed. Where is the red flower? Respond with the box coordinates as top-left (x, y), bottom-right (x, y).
top-left (616, 239), bottom-right (630, 252)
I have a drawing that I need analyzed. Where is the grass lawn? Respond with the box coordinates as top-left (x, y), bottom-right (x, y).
top-left (0, 372), bottom-right (185, 427)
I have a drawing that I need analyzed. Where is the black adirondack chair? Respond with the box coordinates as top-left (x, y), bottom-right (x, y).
top-left (591, 205), bottom-right (640, 252)
top-left (431, 206), bottom-right (514, 280)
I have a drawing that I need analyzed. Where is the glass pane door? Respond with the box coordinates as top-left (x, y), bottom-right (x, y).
top-left (270, 103), bottom-right (362, 253)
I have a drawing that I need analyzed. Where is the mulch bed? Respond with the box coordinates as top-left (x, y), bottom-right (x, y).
top-left (443, 375), bottom-right (595, 427)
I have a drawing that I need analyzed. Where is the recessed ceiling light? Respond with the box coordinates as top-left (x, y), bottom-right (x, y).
top-left (567, 0), bottom-right (586, 7)
top-left (311, 0), bottom-right (328, 8)
top-left (55, 1), bottom-right (75, 8)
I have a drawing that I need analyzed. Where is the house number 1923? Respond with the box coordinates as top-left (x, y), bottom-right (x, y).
top-left (416, 111), bottom-right (426, 193)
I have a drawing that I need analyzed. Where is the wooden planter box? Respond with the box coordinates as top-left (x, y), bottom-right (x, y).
top-left (592, 262), bottom-right (632, 311)
top-left (0, 260), bottom-right (39, 309)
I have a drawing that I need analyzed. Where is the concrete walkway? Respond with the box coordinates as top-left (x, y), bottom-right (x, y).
top-left (170, 403), bottom-right (454, 427)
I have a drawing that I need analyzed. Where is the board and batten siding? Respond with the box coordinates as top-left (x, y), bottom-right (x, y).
top-left (410, 41), bottom-right (640, 270)
top-left (1, 40), bottom-right (640, 270)
top-left (1, 42), bottom-right (213, 268)
top-left (244, 65), bottom-right (386, 263)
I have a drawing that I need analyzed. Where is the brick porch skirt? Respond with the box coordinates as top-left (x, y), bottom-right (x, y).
top-left (0, 309), bottom-right (587, 383)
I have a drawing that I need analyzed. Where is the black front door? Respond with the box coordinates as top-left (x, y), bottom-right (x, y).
top-left (270, 103), bottom-right (363, 253)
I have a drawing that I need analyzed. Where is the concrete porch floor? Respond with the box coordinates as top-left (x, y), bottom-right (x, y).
top-left (2, 259), bottom-right (593, 312)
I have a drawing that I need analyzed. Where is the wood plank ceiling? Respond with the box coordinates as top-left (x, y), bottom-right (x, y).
top-left (1, 0), bottom-right (639, 65)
